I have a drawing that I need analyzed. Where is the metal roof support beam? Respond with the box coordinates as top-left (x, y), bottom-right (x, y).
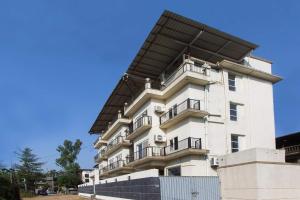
top-left (114, 93), bottom-right (131, 98)
top-left (141, 48), bottom-right (174, 59)
top-left (158, 32), bottom-right (238, 62)
top-left (206, 41), bottom-right (231, 61)
top-left (150, 42), bottom-right (181, 53)
top-left (164, 30), bottom-right (204, 73)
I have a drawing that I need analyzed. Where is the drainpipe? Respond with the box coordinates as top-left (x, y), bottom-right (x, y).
top-left (90, 175), bottom-right (95, 199)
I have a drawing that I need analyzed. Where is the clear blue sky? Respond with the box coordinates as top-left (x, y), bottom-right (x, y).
top-left (0, 1), bottom-right (299, 170)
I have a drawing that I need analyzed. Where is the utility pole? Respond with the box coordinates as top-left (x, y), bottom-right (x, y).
top-left (23, 178), bottom-right (27, 192)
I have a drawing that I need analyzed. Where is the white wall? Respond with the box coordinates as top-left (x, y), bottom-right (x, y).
top-left (99, 169), bottom-right (159, 184)
top-left (218, 148), bottom-right (300, 200)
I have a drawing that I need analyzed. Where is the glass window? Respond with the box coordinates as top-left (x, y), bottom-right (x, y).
top-left (84, 174), bottom-right (89, 178)
top-left (231, 135), bottom-right (239, 153)
top-left (85, 179), bottom-right (89, 182)
top-left (230, 103), bottom-right (237, 121)
top-left (228, 74), bottom-right (236, 91)
top-left (168, 166), bottom-right (181, 176)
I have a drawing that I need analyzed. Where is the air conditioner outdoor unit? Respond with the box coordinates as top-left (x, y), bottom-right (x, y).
top-left (210, 157), bottom-right (219, 167)
top-left (154, 134), bottom-right (166, 143)
top-left (154, 106), bottom-right (165, 113)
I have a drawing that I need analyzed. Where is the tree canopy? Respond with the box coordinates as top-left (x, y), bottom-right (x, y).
top-left (15, 148), bottom-right (44, 191)
top-left (56, 139), bottom-right (82, 188)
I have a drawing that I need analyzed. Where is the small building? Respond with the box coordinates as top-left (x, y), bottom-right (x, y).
top-left (276, 132), bottom-right (300, 163)
top-left (81, 169), bottom-right (93, 183)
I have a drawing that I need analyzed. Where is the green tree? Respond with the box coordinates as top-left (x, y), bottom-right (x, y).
top-left (56, 139), bottom-right (82, 188)
top-left (15, 148), bottom-right (44, 191)
top-left (0, 169), bottom-right (21, 200)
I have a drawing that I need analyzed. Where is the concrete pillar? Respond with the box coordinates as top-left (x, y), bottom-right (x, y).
top-left (124, 102), bottom-right (128, 113)
top-left (117, 110), bottom-right (122, 119)
top-left (145, 78), bottom-right (151, 89)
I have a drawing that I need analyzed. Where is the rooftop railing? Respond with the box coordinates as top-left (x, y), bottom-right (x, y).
top-left (160, 98), bottom-right (201, 125)
top-left (285, 144), bottom-right (300, 155)
top-left (162, 61), bottom-right (209, 89)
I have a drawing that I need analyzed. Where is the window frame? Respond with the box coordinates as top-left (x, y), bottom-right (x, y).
top-left (167, 166), bottom-right (181, 176)
top-left (228, 73), bottom-right (236, 92)
top-left (228, 73), bottom-right (236, 91)
top-left (230, 103), bottom-right (237, 121)
top-left (231, 134), bottom-right (239, 153)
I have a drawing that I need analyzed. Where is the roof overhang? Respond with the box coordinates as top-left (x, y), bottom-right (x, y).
top-left (89, 10), bottom-right (258, 134)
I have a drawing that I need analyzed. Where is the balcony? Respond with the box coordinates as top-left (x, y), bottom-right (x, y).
top-left (101, 118), bottom-right (131, 140)
top-left (126, 146), bottom-right (165, 169)
top-left (160, 98), bottom-right (209, 129)
top-left (93, 137), bottom-right (107, 149)
top-left (94, 148), bottom-right (108, 163)
top-left (126, 116), bottom-right (152, 140)
top-left (99, 160), bottom-right (133, 178)
top-left (124, 61), bottom-right (210, 116)
top-left (126, 137), bottom-right (208, 169)
top-left (104, 136), bottom-right (131, 156)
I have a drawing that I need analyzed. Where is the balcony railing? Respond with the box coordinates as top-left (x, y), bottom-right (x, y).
top-left (160, 98), bottom-right (201, 125)
top-left (162, 61), bottom-right (208, 89)
top-left (108, 160), bottom-right (126, 170)
top-left (133, 116), bottom-right (152, 131)
top-left (164, 137), bottom-right (201, 155)
top-left (93, 137), bottom-right (101, 146)
top-left (100, 165), bottom-right (109, 174)
top-left (126, 146), bottom-right (163, 163)
top-left (126, 137), bottom-right (202, 163)
top-left (127, 116), bottom-right (152, 137)
top-left (94, 148), bottom-right (107, 163)
top-left (107, 136), bottom-right (126, 151)
top-left (100, 160), bottom-right (126, 174)
top-left (285, 145), bottom-right (300, 155)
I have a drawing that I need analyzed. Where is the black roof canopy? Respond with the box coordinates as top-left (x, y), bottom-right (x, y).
top-left (89, 10), bottom-right (258, 134)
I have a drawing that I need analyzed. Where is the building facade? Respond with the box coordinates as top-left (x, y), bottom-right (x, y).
top-left (90, 11), bottom-right (281, 182)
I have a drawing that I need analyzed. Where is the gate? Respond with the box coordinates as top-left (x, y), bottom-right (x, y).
top-left (159, 176), bottom-right (220, 200)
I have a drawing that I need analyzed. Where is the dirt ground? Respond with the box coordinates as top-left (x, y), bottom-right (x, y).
top-left (23, 195), bottom-right (86, 200)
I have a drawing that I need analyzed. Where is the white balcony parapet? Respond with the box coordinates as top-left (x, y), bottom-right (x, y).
top-left (160, 98), bottom-right (209, 129)
top-left (93, 136), bottom-right (108, 149)
top-left (104, 136), bottom-right (131, 156)
top-left (101, 118), bottom-right (131, 140)
top-left (126, 116), bottom-right (152, 140)
top-left (124, 61), bottom-right (210, 116)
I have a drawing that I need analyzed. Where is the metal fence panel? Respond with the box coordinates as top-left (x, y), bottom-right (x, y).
top-left (160, 176), bottom-right (220, 200)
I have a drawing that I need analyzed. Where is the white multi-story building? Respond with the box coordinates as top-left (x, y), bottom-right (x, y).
top-left (90, 11), bottom-right (281, 181)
